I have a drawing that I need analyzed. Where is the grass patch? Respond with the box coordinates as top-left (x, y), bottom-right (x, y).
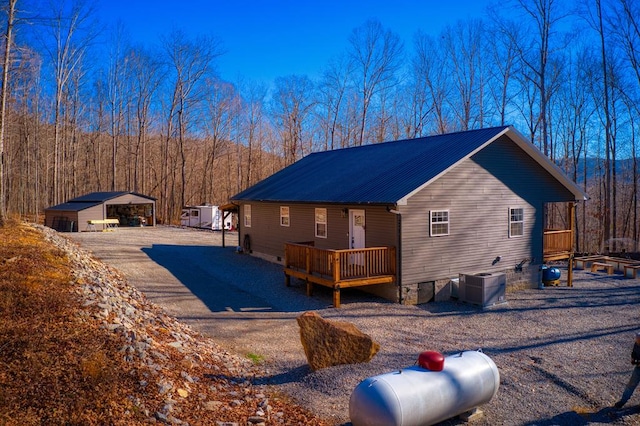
top-left (246, 352), bottom-right (265, 365)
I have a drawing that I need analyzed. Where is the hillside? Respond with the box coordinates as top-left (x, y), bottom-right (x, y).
top-left (0, 219), bottom-right (327, 425)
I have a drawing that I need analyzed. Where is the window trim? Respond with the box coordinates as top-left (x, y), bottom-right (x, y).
top-left (509, 207), bottom-right (524, 238)
top-left (280, 206), bottom-right (290, 227)
top-left (429, 209), bottom-right (450, 237)
top-left (244, 204), bottom-right (252, 228)
top-left (315, 208), bottom-right (327, 239)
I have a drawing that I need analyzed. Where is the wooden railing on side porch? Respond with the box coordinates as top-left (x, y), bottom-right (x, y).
top-left (284, 242), bottom-right (396, 307)
top-left (543, 229), bottom-right (573, 261)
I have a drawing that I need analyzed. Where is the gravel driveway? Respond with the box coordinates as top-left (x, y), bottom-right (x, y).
top-left (67, 226), bottom-right (640, 425)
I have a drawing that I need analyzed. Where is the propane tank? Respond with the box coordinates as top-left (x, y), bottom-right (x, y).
top-left (349, 350), bottom-right (500, 426)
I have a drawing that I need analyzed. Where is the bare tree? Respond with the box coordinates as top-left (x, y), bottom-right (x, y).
top-left (272, 75), bottom-right (316, 165)
top-left (161, 30), bottom-right (222, 223)
top-left (486, 11), bottom-right (520, 125)
top-left (441, 19), bottom-right (485, 131)
top-left (200, 78), bottom-right (235, 202)
top-left (128, 46), bottom-right (162, 194)
top-left (412, 31), bottom-right (451, 134)
top-left (39, 0), bottom-right (97, 205)
top-left (555, 47), bottom-right (597, 251)
top-left (608, 0), bottom-right (640, 251)
top-left (0, 0), bottom-right (17, 225)
top-left (241, 80), bottom-right (267, 187)
top-left (348, 19), bottom-right (403, 146)
top-left (105, 23), bottom-right (130, 191)
top-left (318, 54), bottom-right (352, 150)
top-left (506, 0), bottom-right (569, 156)
top-left (596, 0), bottom-right (614, 251)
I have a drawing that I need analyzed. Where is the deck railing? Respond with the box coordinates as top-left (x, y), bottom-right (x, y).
top-left (284, 242), bottom-right (396, 307)
top-left (543, 229), bottom-right (573, 257)
top-left (284, 242), bottom-right (396, 282)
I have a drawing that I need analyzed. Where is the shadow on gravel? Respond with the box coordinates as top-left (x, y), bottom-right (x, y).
top-left (522, 405), bottom-right (639, 425)
top-left (252, 365), bottom-right (313, 386)
top-left (141, 244), bottom-right (331, 313)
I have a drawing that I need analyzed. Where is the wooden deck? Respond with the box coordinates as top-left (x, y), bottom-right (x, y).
top-left (284, 242), bottom-right (396, 307)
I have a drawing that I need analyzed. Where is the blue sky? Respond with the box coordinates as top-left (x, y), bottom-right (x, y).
top-left (97, 0), bottom-right (495, 84)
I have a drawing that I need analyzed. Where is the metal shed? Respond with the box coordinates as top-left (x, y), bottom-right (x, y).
top-left (44, 191), bottom-right (156, 232)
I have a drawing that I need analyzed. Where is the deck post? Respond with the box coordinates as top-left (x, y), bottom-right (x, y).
top-left (568, 255), bottom-right (574, 287)
top-left (332, 251), bottom-right (340, 283)
top-left (332, 252), bottom-right (341, 308)
top-left (568, 202), bottom-right (576, 252)
top-left (568, 202), bottom-right (576, 288)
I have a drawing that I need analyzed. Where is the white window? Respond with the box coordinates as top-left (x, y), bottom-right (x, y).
top-left (509, 207), bottom-right (524, 237)
top-left (280, 206), bottom-right (290, 227)
top-left (315, 208), bottom-right (327, 238)
top-left (430, 210), bottom-right (449, 236)
top-left (244, 204), bottom-right (252, 228)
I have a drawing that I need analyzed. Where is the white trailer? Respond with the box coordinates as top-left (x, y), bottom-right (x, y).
top-left (180, 205), bottom-right (229, 230)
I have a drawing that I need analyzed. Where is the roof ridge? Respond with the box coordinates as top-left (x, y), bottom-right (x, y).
top-left (307, 125), bottom-right (511, 156)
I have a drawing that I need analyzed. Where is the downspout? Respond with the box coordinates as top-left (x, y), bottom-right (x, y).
top-left (388, 206), bottom-right (402, 304)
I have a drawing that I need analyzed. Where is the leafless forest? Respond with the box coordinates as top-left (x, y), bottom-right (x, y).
top-left (0, 0), bottom-right (639, 253)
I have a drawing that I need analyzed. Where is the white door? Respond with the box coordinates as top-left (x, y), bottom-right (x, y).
top-left (349, 209), bottom-right (366, 266)
top-left (349, 209), bottom-right (366, 249)
top-left (189, 209), bottom-right (200, 227)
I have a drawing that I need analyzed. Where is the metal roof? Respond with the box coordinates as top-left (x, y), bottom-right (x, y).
top-left (232, 126), bottom-right (586, 205)
top-left (232, 126), bottom-right (587, 205)
top-left (46, 191), bottom-right (157, 212)
top-left (45, 201), bottom-right (102, 212)
top-left (69, 191), bottom-right (156, 203)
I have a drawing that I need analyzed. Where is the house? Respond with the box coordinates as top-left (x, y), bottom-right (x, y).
top-left (230, 126), bottom-right (587, 306)
top-left (45, 191), bottom-right (156, 232)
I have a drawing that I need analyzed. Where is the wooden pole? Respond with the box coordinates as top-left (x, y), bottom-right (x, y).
top-left (568, 202), bottom-right (576, 287)
top-left (568, 256), bottom-right (574, 288)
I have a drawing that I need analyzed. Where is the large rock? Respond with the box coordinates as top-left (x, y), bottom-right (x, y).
top-left (297, 311), bottom-right (380, 371)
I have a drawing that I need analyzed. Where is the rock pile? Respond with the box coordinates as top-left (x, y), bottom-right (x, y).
top-left (33, 224), bottom-right (323, 426)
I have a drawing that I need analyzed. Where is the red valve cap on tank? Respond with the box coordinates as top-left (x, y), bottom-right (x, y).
top-left (417, 351), bottom-right (444, 371)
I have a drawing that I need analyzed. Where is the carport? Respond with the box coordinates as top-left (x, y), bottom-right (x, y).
top-left (45, 191), bottom-right (156, 232)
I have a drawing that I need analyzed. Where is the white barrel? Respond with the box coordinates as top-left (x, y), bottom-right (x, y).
top-left (349, 350), bottom-right (500, 426)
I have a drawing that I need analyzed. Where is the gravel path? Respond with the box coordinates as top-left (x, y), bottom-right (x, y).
top-left (67, 226), bottom-right (640, 425)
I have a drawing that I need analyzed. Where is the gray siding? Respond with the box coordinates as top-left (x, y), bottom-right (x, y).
top-left (240, 203), bottom-right (397, 260)
top-left (399, 135), bottom-right (576, 287)
top-left (79, 205), bottom-right (106, 230)
top-left (44, 211), bottom-right (78, 231)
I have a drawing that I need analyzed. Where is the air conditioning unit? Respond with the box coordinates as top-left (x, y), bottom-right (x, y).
top-left (459, 272), bottom-right (506, 308)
